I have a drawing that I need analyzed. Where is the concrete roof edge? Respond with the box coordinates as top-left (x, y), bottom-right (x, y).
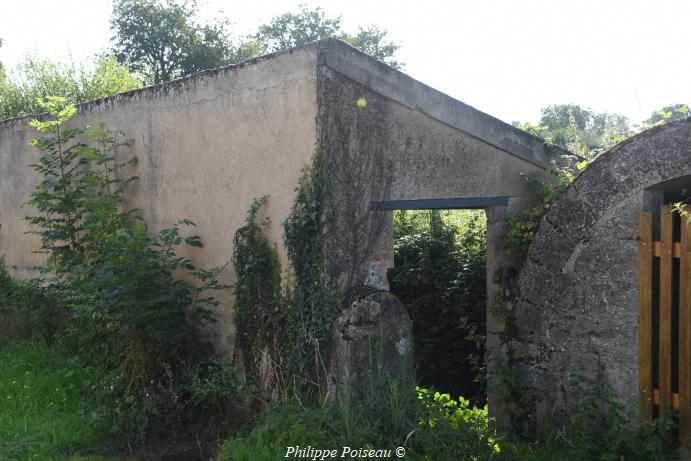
top-left (1, 36), bottom-right (572, 169)
top-left (0, 42), bottom-right (320, 127)
top-left (316, 38), bottom-right (570, 168)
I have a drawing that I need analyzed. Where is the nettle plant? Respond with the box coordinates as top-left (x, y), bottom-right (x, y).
top-left (26, 97), bottom-right (228, 439)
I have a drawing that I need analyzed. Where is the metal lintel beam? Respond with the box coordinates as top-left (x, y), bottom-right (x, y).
top-left (370, 196), bottom-right (510, 211)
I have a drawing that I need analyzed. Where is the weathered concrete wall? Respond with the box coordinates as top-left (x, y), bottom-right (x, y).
top-left (513, 119), bottom-right (691, 420)
top-left (315, 40), bottom-right (562, 417)
top-left (0, 46), bottom-right (319, 352)
top-left (1, 38), bottom-right (560, 377)
top-left (315, 40), bottom-right (558, 288)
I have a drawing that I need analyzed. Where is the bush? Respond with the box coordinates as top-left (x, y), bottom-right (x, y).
top-left (0, 258), bottom-right (63, 340)
top-left (389, 210), bottom-right (487, 401)
top-left (21, 97), bottom-right (244, 448)
top-left (217, 364), bottom-right (500, 461)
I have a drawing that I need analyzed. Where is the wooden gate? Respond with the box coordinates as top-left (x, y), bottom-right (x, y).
top-left (640, 205), bottom-right (690, 441)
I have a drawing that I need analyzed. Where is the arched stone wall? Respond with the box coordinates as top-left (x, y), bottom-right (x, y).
top-left (512, 119), bottom-right (691, 417)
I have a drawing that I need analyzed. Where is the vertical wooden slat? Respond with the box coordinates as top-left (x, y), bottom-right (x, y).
top-left (680, 207), bottom-right (691, 443)
top-left (640, 212), bottom-right (654, 422)
top-left (659, 205), bottom-right (674, 416)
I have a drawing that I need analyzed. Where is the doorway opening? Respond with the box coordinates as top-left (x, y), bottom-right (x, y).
top-left (388, 209), bottom-right (487, 403)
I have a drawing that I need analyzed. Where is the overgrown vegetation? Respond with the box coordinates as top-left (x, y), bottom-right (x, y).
top-left (510, 363), bottom-right (674, 461)
top-left (1, 109), bottom-right (683, 458)
top-left (2, 97), bottom-right (249, 455)
top-left (232, 149), bottom-right (339, 400)
top-left (217, 363), bottom-right (500, 461)
top-left (389, 210), bottom-right (487, 401)
top-left (1, 71), bottom-right (686, 460)
top-left (232, 196), bottom-right (283, 390)
top-left (0, 340), bottom-right (112, 460)
top-left (501, 165), bottom-right (574, 257)
top-left (0, 55), bottom-right (143, 120)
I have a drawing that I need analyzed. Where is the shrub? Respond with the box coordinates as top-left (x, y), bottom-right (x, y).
top-left (389, 210), bottom-right (487, 401)
top-left (23, 96), bottom-right (241, 446)
top-left (217, 363), bottom-right (501, 461)
top-left (0, 258), bottom-right (62, 340)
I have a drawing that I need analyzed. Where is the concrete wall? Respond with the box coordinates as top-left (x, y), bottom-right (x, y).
top-left (513, 119), bottom-right (691, 423)
top-left (315, 41), bottom-right (561, 420)
top-left (0, 46), bottom-right (319, 353)
top-left (0, 38), bottom-right (560, 386)
top-left (315, 40), bottom-right (558, 290)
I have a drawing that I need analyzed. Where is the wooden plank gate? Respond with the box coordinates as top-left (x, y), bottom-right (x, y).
top-left (640, 205), bottom-right (691, 442)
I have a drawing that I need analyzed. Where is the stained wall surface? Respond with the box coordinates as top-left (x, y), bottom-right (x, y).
top-left (0, 46), bottom-right (319, 352)
top-left (513, 119), bottom-right (691, 420)
top-left (315, 39), bottom-right (560, 290)
top-left (1, 39), bottom-right (559, 362)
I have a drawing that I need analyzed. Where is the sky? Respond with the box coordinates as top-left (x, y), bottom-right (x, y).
top-left (1, 0), bottom-right (690, 126)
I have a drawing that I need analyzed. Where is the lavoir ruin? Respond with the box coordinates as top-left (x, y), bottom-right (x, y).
top-left (2, 38), bottom-right (690, 428)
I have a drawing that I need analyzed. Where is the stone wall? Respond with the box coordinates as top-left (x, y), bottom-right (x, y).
top-left (512, 119), bottom-right (691, 419)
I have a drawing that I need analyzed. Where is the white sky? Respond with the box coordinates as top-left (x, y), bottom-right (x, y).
top-left (1, 0), bottom-right (690, 126)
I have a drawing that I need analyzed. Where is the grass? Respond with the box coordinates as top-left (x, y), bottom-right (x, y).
top-left (0, 336), bottom-right (676, 461)
top-left (0, 339), bottom-right (118, 461)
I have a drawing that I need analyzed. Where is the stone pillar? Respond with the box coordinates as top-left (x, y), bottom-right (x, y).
top-left (485, 198), bottom-right (531, 427)
top-left (328, 290), bottom-right (413, 405)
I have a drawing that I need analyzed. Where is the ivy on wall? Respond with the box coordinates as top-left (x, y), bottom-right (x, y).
top-left (232, 148), bottom-right (339, 400)
top-left (232, 196), bottom-right (282, 384)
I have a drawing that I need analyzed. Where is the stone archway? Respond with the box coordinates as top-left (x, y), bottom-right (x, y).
top-left (511, 119), bottom-right (691, 421)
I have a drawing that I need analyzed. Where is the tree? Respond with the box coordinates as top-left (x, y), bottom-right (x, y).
top-left (254, 5), bottom-right (341, 52)
top-left (643, 103), bottom-right (690, 127)
top-left (515, 104), bottom-right (631, 158)
top-left (111, 0), bottom-right (238, 84)
top-left (0, 38), bottom-right (5, 81)
top-left (342, 26), bottom-right (402, 69)
top-left (110, 2), bottom-right (402, 83)
top-left (253, 5), bottom-right (402, 69)
top-left (0, 55), bottom-right (142, 120)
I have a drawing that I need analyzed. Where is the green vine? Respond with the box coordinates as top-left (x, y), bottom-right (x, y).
top-left (672, 187), bottom-right (690, 222)
top-left (501, 167), bottom-right (573, 256)
top-left (232, 196), bottom-right (282, 384)
top-left (490, 163), bottom-right (575, 431)
top-left (232, 148), bottom-right (339, 400)
top-left (282, 148), bottom-right (339, 399)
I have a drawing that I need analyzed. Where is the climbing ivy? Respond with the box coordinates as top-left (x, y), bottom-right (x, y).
top-left (232, 196), bottom-right (282, 385)
top-left (282, 148), bottom-right (339, 399)
top-left (233, 148), bottom-right (339, 400)
top-left (501, 166), bottom-right (573, 256)
top-left (490, 162), bottom-right (575, 431)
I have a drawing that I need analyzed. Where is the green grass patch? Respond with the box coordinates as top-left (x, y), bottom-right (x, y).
top-left (0, 339), bottom-right (115, 460)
